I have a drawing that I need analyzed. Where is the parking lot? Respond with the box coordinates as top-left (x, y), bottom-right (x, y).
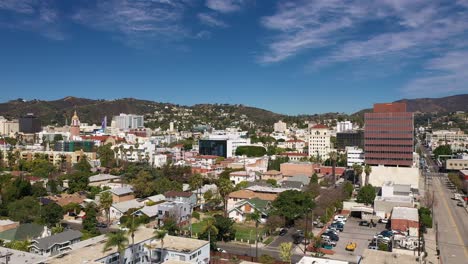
top-left (330, 217), bottom-right (387, 257)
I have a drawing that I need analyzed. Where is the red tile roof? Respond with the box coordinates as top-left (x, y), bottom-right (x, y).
top-left (312, 124), bottom-right (329, 129)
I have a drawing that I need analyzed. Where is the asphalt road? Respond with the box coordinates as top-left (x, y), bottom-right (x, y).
top-left (432, 175), bottom-right (468, 264)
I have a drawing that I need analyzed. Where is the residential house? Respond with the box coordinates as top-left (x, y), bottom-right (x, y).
top-left (88, 174), bottom-right (121, 187)
top-left (0, 223), bottom-right (47, 242)
top-left (228, 198), bottom-right (270, 223)
top-left (46, 193), bottom-right (87, 207)
top-left (29, 230), bottom-right (82, 257)
top-left (227, 190), bottom-right (277, 211)
top-left (136, 201), bottom-right (192, 227)
top-left (229, 171), bottom-right (256, 185)
top-left (109, 186), bottom-right (135, 203)
top-left (261, 170), bottom-right (283, 181)
top-left (0, 247), bottom-right (47, 264)
top-left (0, 219), bottom-right (19, 232)
top-left (164, 191), bottom-right (197, 208)
top-left (109, 199), bottom-right (144, 220)
top-left (284, 139), bottom-right (306, 152)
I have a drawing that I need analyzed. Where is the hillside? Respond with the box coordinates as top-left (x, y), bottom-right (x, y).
top-left (0, 94), bottom-right (466, 129)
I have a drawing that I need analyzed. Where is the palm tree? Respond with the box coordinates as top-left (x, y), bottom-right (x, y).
top-left (329, 151), bottom-right (337, 187)
top-left (217, 178), bottom-right (234, 215)
top-left (103, 230), bottom-right (129, 264)
top-left (353, 164), bottom-right (363, 186)
top-left (123, 215), bottom-right (141, 264)
top-left (246, 210), bottom-right (262, 258)
top-left (113, 147), bottom-right (120, 167)
top-left (364, 164), bottom-right (372, 186)
top-left (153, 229), bottom-right (167, 263)
top-left (201, 218), bottom-right (219, 249)
top-left (189, 173), bottom-right (203, 206)
top-left (129, 146), bottom-right (134, 162)
top-left (100, 191), bottom-right (113, 225)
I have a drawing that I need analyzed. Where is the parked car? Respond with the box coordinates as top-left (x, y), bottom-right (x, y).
top-left (313, 221), bottom-right (324, 228)
top-left (374, 230), bottom-right (393, 239)
top-left (346, 242), bottom-right (357, 251)
top-left (334, 215), bottom-right (347, 222)
top-left (368, 244), bottom-right (378, 250)
top-left (325, 228), bottom-right (339, 235)
top-left (322, 232), bottom-right (339, 241)
top-left (457, 201), bottom-right (465, 207)
top-left (321, 237), bottom-right (336, 247)
top-left (359, 221), bottom-right (370, 226)
top-left (379, 218), bottom-right (389, 224)
top-left (331, 223), bottom-right (344, 231)
top-left (216, 248), bottom-right (227, 253)
top-left (279, 228), bottom-right (288, 236)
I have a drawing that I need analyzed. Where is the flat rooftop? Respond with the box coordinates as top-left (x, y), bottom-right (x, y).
top-left (0, 246), bottom-right (47, 264)
top-left (45, 228), bottom-right (208, 264)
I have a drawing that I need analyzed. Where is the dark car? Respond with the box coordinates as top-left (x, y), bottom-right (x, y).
top-left (331, 223), bottom-right (344, 231)
top-left (279, 228), bottom-right (288, 236)
top-left (359, 221), bottom-right (370, 226)
top-left (292, 233), bottom-right (305, 244)
top-left (322, 232), bottom-right (339, 241)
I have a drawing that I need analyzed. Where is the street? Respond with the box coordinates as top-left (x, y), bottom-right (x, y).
top-left (432, 175), bottom-right (468, 264)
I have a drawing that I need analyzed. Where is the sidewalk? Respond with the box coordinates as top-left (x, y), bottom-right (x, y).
top-left (424, 228), bottom-right (439, 264)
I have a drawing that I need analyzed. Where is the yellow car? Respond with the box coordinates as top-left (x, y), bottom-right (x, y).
top-left (346, 242), bottom-right (357, 251)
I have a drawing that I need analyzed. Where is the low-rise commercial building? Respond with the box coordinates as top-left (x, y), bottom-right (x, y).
top-left (391, 207), bottom-right (419, 236)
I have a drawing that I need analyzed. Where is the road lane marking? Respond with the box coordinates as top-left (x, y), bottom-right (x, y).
top-left (435, 178), bottom-right (468, 258)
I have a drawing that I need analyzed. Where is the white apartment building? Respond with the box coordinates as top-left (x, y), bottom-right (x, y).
top-left (112, 113), bottom-right (144, 130)
top-left (336, 121), bottom-right (353, 133)
top-left (346, 146), bottom-right (365, 166)
top-left (229, 171), bottom-right (256, 185)
top-left (308, 124), bottom-right (331, 160)
top-left (45, 228), bottom-right (210, 264)
top-left (274, 120), bottom-right (287, 133)
top-left (0, 116), bottom-right (19, 136)
top-left (427, 129), bottom-right (468, 152)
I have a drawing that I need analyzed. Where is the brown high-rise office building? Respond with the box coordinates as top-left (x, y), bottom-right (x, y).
top-left (364, 102), bottom-right (414, 167)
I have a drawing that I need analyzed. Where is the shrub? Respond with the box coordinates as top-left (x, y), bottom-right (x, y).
top-left (192, 211), bottom-right (200, 220)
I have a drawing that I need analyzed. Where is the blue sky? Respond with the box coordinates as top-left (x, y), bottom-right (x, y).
top-left (0, 0), bottom-right (467, 115)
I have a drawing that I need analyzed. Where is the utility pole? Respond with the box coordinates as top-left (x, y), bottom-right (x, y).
top-left (0, 252), bottom-right (12, 264)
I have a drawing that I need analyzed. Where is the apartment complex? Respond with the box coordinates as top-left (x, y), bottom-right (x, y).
top-left (308, 124), bottom-right (331, 160)
top-left (364, 103), bottom-right (414, 167)
top-left (112, 113), bottom-right (144, 130)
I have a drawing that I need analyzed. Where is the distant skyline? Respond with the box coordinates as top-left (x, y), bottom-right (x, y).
top-left (0, 0), bottom-right (467, 115)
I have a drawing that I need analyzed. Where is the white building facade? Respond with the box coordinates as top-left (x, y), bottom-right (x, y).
top-left (112, 114), bottom-right (144, 130)
top-left (308, 124), bottom-right (331, 160)
top-left (346, 146), bottom-right (365, 166)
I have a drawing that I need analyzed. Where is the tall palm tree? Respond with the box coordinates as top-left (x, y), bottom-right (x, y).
top-left (217, 178), bottom-right (234, 215)
top-left (123, 215), bottom-right (141, 264)
top-left (189, 173), bottom-right (203, 206)
top-left (153, 229), bottom-right (167, 263)
top-left (246, 210), bottom-right (262, 258)
top-left (353, 164), bottom-right (363, 186)
top-left (100, 191), bottom-right (113, 225)
top-left (364, 164), bottom-right (372, 186)
top-left (129, 146), bottom-right (134, 162)
top-left (201, 218), bottom-right (219, 249)
top-left (329, 151), bottom-right (337, 187)
top-left (103, 230), bottom-right (129, 264)
top-left (113, 147), bottom-right (120, 167)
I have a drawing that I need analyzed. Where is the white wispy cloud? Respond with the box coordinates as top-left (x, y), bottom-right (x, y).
top-left (72, 0), bottom-right (189, 42)
top-left (198, 13), bottom-right (228, 28)
top-left (259, 0), bottom-right (468, 65)
top-left (0, 0), bottom-right (65, 40)
top-left (403, 50), bottom-right (468, 96)
top-left (205, 0), bottom-right (245, 13)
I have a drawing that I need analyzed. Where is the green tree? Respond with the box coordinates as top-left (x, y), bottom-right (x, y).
top-left (213, 215), bottom-right (236, 242)
top-left (356, 185), bottom-right (376, 205)
top-left (41, 202), bottom-right (64, 227)
top-left (97, 144), bottom-right (115, 168)
top-left (51, 223), bottom-right (64, 234)
top-left (83, 204), bottom-right (100, 236)
top-left (199, 218), bottom-right (219, 249)
top-left (266, 179), bottom-right (277, 187)
top-left (267, 156), bottom-right (289, 171)
top-left (235, 181), bottom-right (249, 190)
top-left (4, 240), bottom-right (31, 252)
top-left (47, 179), bottom-right (59, 194)
top-left (153, 229), bottom-right (167, 262)
top-left (279, 242), bottom-right (293, 264)
top-left (100, 191), bottom-right (114, 225)
top-left (67, 171), bottom-right (90, 194)
top-left (364, 164), bottom-right (372, 186)
top-left (432, 145), bottom-right (452, 158)
top-left (189, 173), bottom-right (203, 206)
top-left (31, 182), bottom-right (48, 197)
top-left (62, 202), bottom-right (82, 215)
top-left (311, 173), bottom-right (318, 184)
top-left (217, 178), bottom-right (234, 214)
top-left (8, 196), bottom-right (40, 223)
top-left (235, 146), bottom-right (267, 157)
top-left (161, 216), bottom-right (179, 236)
top-left (74, 155), bottom-right (91, 173)
top-left (122, 215), bottom-right (141, 264)
top-left (103, 230), bottom-right (129, 264)
top-left (271, 190), bottom-right (315, 222)
top-left (246, 210), bottom-right (261, 258)
top-left (352, 164), bottom-right (363, 185)
top-left (343, 181), bottom-right (353, 199)
top-left (259, 254), bottom-right (276, 264)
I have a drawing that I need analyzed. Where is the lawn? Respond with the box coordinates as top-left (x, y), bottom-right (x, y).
top-left (188, 221), bottom-right (264, 244)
